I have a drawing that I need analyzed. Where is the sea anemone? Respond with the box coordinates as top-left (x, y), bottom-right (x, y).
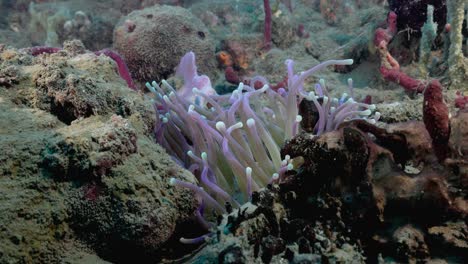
top-left (146, 52), bottom-right (379, 242)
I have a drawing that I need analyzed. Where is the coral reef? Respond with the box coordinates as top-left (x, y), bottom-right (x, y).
top-left (0, 42), bottom-right (198, 262)
top-left (188, 114), bottom-right (467, 263)
top-left (189, 185), bottom-right (366, 263)
top-left (0, 0), bottom-right (467, 263)
top-left (27, 2), bottom-right (116, 50)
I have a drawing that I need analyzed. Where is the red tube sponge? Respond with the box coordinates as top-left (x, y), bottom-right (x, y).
top-left (423, 80), bottom-right (450, 162)
top-left (95, 49), bottom-right (137, 90)
top-left (263, 0), bottom-right (272, 50)
top-left (379, 67), bottom-right (426, 93)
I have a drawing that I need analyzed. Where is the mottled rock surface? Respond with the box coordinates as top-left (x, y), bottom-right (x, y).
top-left (0, 41), bottom-right (197, 263)
top-left (189, 118), bottom-right (467, 263)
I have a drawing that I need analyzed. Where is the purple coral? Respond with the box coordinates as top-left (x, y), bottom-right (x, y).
top-left (148, 52), bottom-right (378, 243)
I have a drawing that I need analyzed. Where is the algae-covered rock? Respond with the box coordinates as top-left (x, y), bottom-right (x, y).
top-left (0, 42), bottom-right (198, 263)
top-left (25, 41), bottom-right (155, 128)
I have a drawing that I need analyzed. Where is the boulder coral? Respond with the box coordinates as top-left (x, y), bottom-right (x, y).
top-left (113, 5), bottom-right (216, 83)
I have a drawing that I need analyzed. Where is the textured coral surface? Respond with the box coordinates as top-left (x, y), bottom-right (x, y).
top-left (0, 41), bottom-right (198, 263)
top-left (0, 0), bottom-right (466, 263)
